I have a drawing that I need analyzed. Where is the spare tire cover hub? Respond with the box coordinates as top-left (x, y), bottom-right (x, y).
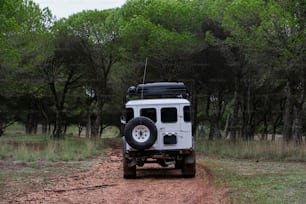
top-left (132, 125), bottom-right (150, 143)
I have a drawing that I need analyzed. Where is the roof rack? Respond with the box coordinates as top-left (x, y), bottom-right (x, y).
top-left (126, 82), bottom-right (188, 100)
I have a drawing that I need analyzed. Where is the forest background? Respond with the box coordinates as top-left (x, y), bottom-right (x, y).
top-left (0, 0), bottom-right (305, 144)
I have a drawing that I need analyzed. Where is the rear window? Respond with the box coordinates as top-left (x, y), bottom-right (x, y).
top-left (126, 108), bottom-right (134, 122)
top-left (161, 107), bottom-right (177, 123)
top-left (184, 106), bottom-right (191, 122)
top-left (140, 108), bottom-right (157, 122)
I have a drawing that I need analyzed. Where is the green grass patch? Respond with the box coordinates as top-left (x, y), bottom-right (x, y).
top-left (0, 134), bottom-right (105, 161)
top-left (0, 159), bottom-right (94, 200)
top-left (0, 134), bottom-right (115, 201)
top-left (196, 139), bottom-right (306, 161)
top-left (200, 158), bottom-right (306, 204)
top-left (196, 139), bottom-right (306, 203)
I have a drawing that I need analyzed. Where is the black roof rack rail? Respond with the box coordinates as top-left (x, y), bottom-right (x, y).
top-left (126, 82), bottom-right (189, 100)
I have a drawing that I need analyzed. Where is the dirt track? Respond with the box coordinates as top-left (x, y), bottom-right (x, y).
top-left (11, 142), bottom-right (228, 204)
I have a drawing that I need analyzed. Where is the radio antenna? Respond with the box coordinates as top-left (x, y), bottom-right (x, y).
top-left (141, 57), bottom-right (148, 99)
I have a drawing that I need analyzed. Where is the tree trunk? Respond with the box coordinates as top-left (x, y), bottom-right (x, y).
top-left (282, 81), bottom-right (294, 143)
top-left (40, 102), bottom-right (49, 134)
top-left (41, 121), bottom-right (48, 134)
top-left (25, 112), bottom-right (34, 134)
top-left (208, 120), bottom-right (221, 140)
top-left (241, 72), bottom-right (255, 141)
top-left (78, 123), bottom-right (83, 137)
top-left (261, 114), bottom-right (268, 140)
top-left (86, 114), bottom-right (91, 138)
top-left (53, 109), bottom-right (64, 139)
top-left (230, 75), bottom-right (240, 142)
top-left (209, 89), bottom-right (226, 140)
top-left (272, 99), bottom-right (284, 141)
top-left (91, 96), bottom-right (104, 138)
top-left (192, 92), bottom-right (198, 137)
top-left (25, 101), bottom-right (39, 135)
top-left (293, 105), bottom-right (303, 144)
top-left (85, 103), bottom-right (92, 138)
top-left (223, 114), bottom-right (231, 138)
top-left (0, 122), bottom-right (4, 137)
top-left (48, 122), bottom-right (52, 135)
top-left (293, 71), bottom-right (305, 144)
top-left (272, 126), bottom-right (276, 141)
top-left (246, 74), bottom-right (253, 140)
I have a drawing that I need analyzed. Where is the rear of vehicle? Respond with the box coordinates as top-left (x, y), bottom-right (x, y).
top-left (121, 82), bottom-right (195, 178)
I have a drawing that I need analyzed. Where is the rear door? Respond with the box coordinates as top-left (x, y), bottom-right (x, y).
top-left (158, 106), bottom-right (180, 148)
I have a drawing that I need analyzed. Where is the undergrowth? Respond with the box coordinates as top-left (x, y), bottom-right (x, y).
top-left (196, 139), bottom-right (306, 162)
top-left (0, 134), bottom-right (105, 161)
top-left (200, 158), bottom-right (306, 204)
top-left (197, 138), bottom-right (306, 203)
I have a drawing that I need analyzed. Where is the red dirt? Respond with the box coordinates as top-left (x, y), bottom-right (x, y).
top-left (6, 142), bottom-right (229, 204)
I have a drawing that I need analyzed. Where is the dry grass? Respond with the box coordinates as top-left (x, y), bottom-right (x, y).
top-left (197, 137), bottom-right (306, 203)
top-left (196, 139), bottom-right (306, 161)
top-left (0, 134), bottom-right (105, 161)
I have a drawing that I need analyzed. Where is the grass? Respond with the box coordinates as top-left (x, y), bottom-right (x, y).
top-left (196, 139), bottom-right (306, 161)
top-left (200, 158), bottom-right (306, 204)
top-left (196, 138), bottom-right (306, 203)
top-left (0, 134), bottom-right (106, 161)
top-left (0, 158), bottom-right (94, 200)
top-left (0, 133), bottom-right (109, 200)
top-left (2, 132), bottom-right (305, 203)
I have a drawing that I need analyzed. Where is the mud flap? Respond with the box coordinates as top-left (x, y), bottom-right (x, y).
top-left (128, 158), bottom-right (137, 167)
top-left (184, 151), bottom-right (195, 164)
top-left (184, 137), bottom-right (195, 164)
top-left (182, 151), bottom-right (196, 178)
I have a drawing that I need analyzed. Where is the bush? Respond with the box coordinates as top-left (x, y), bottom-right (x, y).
top-left (196, 139), bottom-right (306, 161)
top-left (0, 135), bottom-right (105, 161)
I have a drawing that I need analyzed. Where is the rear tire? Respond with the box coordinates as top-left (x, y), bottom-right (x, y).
top-left (182, 162), bottom-right (196, 178)
top-left (123, 156), bottom-right (136, 179)
top-left (182, 152), bottom-right (196, 178)
top-left (175, 159), bottom-right (183, 169)
top-left (124, 117), bottom-right (157, 150)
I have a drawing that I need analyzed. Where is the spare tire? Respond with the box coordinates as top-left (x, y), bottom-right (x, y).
top-left (124, 116), bottom-right (157, 150)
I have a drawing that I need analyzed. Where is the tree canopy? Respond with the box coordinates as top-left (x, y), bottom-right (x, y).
top-left (1, 0), bottom-right (305, 143)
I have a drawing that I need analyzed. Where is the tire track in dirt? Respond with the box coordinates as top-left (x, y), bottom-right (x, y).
top-left (12, 143), bottom-right (229, 204)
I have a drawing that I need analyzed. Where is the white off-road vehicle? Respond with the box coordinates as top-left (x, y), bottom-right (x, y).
top-left (121, 82), bottom-right (195, 178)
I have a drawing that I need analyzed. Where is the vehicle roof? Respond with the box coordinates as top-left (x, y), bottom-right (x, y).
top-left (126, 98), bottom-right (190, 106)
top-left (127, 82), bottom-right (188, 99)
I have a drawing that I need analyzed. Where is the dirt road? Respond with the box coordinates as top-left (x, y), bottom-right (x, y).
top-left (12, 142), bottom-right (228, 204)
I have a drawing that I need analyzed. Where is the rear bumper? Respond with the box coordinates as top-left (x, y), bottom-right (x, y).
top-left (125, 148), bottom-right (194, 158)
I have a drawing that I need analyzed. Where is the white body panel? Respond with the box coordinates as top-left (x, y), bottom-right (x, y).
top-left (124, 99), bottom-right (193, 151)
